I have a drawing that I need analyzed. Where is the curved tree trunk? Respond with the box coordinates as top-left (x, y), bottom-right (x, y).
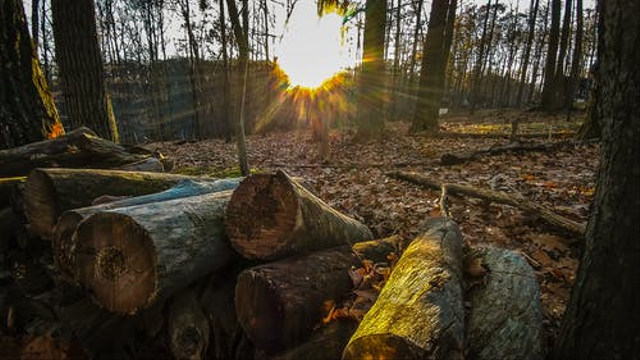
top-left (552, 1), bottom-right (640, 358)
top-left (0, 0), bottom-right (63, 150)
top-left (51, 0), bottom-right (118, 142)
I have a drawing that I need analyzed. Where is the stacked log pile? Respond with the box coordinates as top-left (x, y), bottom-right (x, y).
top-left (1, 133), bottom-right (546, 360)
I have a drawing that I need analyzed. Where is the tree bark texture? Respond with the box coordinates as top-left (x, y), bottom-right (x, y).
top-left (168, 289), bottom-right (210, 360)
top-left (24, 168), bottom-right (199, 239)
top-left (342, 218), bottom-right (465, 360)
top-left (541, 0), bottom-right (561, 109)
top-left (0, 0), bottom-right (62, 150)
top-left (235, 236), bottom-right (402, 352)
top-left (74, 190), bottom-right (236, 314)
top-left (553, 0), bottom-right (640, 358)
top-left (225, 170), bottom-right (373, 260)
top-left (52, 178), bottom-right (241, 280)
top-left (465, 246), bottom-right (545, 360)
top-left (51, 0), bottom-right (118, 142)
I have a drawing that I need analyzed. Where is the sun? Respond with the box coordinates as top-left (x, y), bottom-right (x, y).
top-left (274, 1), bottom-right (354, 89)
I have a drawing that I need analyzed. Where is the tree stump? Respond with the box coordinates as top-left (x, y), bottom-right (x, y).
top-left (52, 178), bottom-right (241, 280)
top-left (24, 168), bottom-right (200, 239)
top-left (465, 246), bottom-right (545, 360)
top-left (73, 190), bottom-right (236, 314)
top-left (342, 218), bottom-right (465, 360)
top-left (225, 170), bottom-right (373, 260)
top-left (235, 236), bottom-right (401, 352)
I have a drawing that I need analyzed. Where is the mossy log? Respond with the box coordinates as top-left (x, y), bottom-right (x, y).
top-left (225, 170), bottom-right (373, 260)
top-left (168, 289), bottom-right (210, 360)
top-left (342, 218), bottom-right (465, 360)
top-left (465, 246), bottom-right (545, 360)
top-left (0, 127), bottom-right (158, 177)
top-left (235, 236), bottom-right (402, 352)
top-left (266, 321), bottom-right (358, 360)
top-left (52, 178), bottom-right (241, 280)
top-left (24, 168), bottom-right (201, 239)
top-left (74, 190), bottom-right (236, 314)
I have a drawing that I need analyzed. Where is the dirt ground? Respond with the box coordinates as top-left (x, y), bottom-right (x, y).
top-left (151, 108), bottom-right (598, 351)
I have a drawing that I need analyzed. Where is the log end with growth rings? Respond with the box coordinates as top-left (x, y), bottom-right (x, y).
top-left (224, 171), bottom-right (300, 259)
top-left (74, 212), bottom-right (157, 314)
top-left (52, 211), bottom-right (84, 279)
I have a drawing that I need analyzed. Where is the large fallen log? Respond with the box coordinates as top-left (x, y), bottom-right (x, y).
top-left (74, 190), bottom-right (236, 314)
top-left (225, 170), bottom-right (373, 260)
top-left (235, 236), bottom-right (402, 352)
top-left (168, 289), bottom-right (210, 360)
top-left (387, 171), bottom-right (586, 237)
top-left (465, 246), bottom-right (545, 360)
top-left (24, 168), bottom-right (201, 239)
top-left (342, 218), bottom-right (465, 360)
top-left (52, 178), bottom-right (241, 280)
top-left (0, 127), bottom-right (158, 177)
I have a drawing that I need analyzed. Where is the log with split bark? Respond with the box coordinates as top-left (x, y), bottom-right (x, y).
top-left (464, 246), bottom-right (545, 360)
top-left (235, 236), bottom-right (402, 352)
top-left (225, 170), bottom-right (373, 260)
top-left (52, 178), bottom-right (241, 280)
top-left (0, 127), bottom-right (163, 177)
top-left (388, 171), bottom-right (586, 237)
top-left (73, 190), bottom-right (236, 314)
top-left (342, 218), bottom-right (465, 360)
top-left (24, 168), bottom-right (204, 239)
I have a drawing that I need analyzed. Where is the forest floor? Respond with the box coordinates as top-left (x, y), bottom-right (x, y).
top-left (151, 108), bottom-right (598, 351)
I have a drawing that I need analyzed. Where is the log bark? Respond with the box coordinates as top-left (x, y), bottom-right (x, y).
top-left (440, 139), bottom-right (598, 166)
top-left (342, 218), bottom-right (465, 360)
top-left (0, 127), bottom-right (157, 177)
top-left (74, 190), bottom-right (236, 314)
top-left (52, 178), bottom-right (241, 280)
top-left (225, 170), bottom-right (373, 260)
top-left (24, 168), bottom-right (200, 239)
top-left (117, 157), bottom-right (165, 172)
top-left (266, 321), bottom-right (358, 360)
top-left (465, 246), bottom-right (545, 360)
top-left (235, 236), bottom-right (402, 352)
top-left (0, 176), bottom-right (25, 207)
top-left (168, 289), bottom-right (210, 360)
top-left (388, 171), bottom-right (586, 237)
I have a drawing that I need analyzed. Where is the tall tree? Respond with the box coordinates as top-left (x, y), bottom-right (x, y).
top-left (318, 0), bottom-right (388, 139)
top-left (551, 0), bottom-right (572, 109)
top-left (516, 0), bottom-right (540, 106)
top-left (540, 0), bottom-right (561, 109)
top-left (0, 0), bottom-right (63, 149)
top-left (410, 0), bottom-right (456, 134)
top-left (565, 0), bottom-right (582, 111)
top-left (225, 0), bottom-right (250, 175)
top-left (51, 0), bottom-right (118, 142)
top-left (469, 0), bottom-right (492, 113)
top-left (552, 0), bottom-right (640, 358)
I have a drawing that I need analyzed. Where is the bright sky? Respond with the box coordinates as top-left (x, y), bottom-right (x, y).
top-left (272, 1), bottom-right (356, 89)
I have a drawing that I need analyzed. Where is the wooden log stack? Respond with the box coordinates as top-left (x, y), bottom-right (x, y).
top-left (0, 155), bottom-right (546, 360)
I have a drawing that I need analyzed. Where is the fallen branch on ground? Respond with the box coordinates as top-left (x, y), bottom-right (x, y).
top-left (440, 138), bottom-right (599, 166)
top-left (387, 171), bottom-right (586, 238)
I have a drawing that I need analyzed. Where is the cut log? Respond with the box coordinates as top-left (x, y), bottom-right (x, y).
top-left (266, 321), bottom-right (358, 360)
top-left (74, 190), bottom-right (236, 314)
top-left (0, 176), bottom-right (25, 207)
top-left (235, 236), bottom-right (402, 352)
top-left (465, 246), bottom-right (545, 360)
top-left (342, 218), bottom-right (465, 360)
top-left (24, 168), bottom-right (201, 239)
top-left (225, 170), bottom-right (373, 260)
top-left (52, 178), bottom-right (241, 280)
top-left (388, 171), bottom-right (586, 237)
top-left (168, 289), bottom-right (210, 360)
top-left (0, 127), bottom-right (159, 177)
top-left (0, 127), bottom-right (96, 177)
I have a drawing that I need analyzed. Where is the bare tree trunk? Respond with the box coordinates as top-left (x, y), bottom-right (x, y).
top-left (0, 0), bottom-right (63, 150)
top-left (565, 0), bottom-right (582, 112)
top-left (541, 0), bottom-right (561, 109)
top-left (517, 0), bottom-right (540, 106)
